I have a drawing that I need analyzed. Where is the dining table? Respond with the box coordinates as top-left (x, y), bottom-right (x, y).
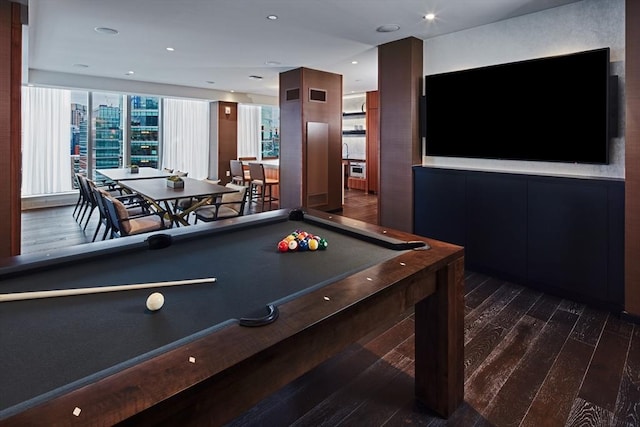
top-left (118, 177), bottom-right (237, 227)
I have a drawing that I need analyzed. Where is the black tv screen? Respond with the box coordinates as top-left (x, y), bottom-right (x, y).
top-left (424, 48), bottom-right (610, 164)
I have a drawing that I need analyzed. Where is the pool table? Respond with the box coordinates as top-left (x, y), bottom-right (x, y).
top-left (0, 209), bottom-right (464, 426)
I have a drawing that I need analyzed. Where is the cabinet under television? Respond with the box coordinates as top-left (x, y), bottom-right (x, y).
top-left (413, 166), bottom-right (624, 312)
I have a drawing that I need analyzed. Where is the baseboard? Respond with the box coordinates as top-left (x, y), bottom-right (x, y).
top-left (620, 311), bottom-right (640, 325)
top-left (22, 192), bottom-right (78, 210)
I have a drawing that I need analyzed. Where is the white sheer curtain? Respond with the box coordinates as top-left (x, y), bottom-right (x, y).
top-left (237, 104), bottom-right (261, 158)
top-left (162, 98), bottom-right (210, 179)
top-left (21, 86), bottom-right (73, 196)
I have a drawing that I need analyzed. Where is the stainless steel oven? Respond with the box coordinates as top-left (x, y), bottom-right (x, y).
top-left (349, 162), bottom-right (365, 178)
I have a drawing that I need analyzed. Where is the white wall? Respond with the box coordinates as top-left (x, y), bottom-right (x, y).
top-left (423, 0), bottom-right (624, 179)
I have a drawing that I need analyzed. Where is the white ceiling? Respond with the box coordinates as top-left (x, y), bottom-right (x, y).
top-left (25, 0), bottom-right (581, 98)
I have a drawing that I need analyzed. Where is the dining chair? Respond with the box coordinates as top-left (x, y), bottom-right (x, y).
top-left (103, 195), bottom-right (170, 238)
top-left (194, 183), bottom-right (249, 223)
top-left (230, 160), bottom-right (251, 186)
top-left (77, 175), bottom-right (99, 230)
top-left (90, 184), bottom-right (112, 241)
top-left (248, 163), bottom-right (278, 211)
top-left (72, 173), bottom-right (87, 220)
top-left (173, 177), bottom-right (220, 223)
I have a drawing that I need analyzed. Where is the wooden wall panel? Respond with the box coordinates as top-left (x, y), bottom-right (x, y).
top-left (0, 1), bottom-right (21, 257)
top-left (366, 91), bottom-right (379, 194)
top-left (280, 69), bottom-right (304, 208)
top-left (306, 121), bottom-right (329, 207)
top-left (378, 37), bottom-right (423, 232)
top-left (625, 0), bottom-right (640, 318)
top-left (216, 101), bottom-right (237, 185)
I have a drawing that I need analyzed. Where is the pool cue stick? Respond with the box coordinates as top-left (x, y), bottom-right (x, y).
top-left (0, 277), bottom-right (217, 303)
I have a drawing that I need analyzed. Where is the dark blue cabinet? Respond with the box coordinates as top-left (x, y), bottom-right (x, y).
top-left (413, 166), bottom-right (624, 311)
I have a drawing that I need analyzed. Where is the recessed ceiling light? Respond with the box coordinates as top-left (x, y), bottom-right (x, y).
top-left (94, 27), bottom-right (119, 35)
top-left (206, 80), bottom-right (215, 84)
top-left (72, 63), bottom-right (89, 68)
top-left (351, 61), bottom-right (358, 65)
top-left (125, 70), bottom-right (134, 76)
top-left (249, 75), bottom-right (263, 80)
top-left (424, 13), bottom-right (436, 21)
top-left (166, 47), bottom-right (175, 52)
top-left (376, 24), bottom-right (400, 33)
top-left (265, 60), bottom-right (281, 66)
top-left (266, 15), bottom-right (278, 20)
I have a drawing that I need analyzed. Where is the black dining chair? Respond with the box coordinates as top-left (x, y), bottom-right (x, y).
top-left (102, 194), bottom-right (170, 238)
top-left (72, 173), bottom-right (87, 220)
top-left (194, 183), bottom-right (249, 223)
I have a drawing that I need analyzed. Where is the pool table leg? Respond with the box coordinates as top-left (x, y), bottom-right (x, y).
top-left (414, 257), bottom-right (465, 417)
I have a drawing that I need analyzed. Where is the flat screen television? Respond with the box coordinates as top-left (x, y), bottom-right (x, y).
top-left (424, 48), bottom-right (610, 164)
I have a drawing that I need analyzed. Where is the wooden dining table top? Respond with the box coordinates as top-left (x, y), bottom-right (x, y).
top-left (118, 177), bottom-right (236, 202)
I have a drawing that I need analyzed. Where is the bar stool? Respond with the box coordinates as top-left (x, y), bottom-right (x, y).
top-left (248, 163), bottom-right (278, 211)
top-left (230, 160), bottom-right (251, 186)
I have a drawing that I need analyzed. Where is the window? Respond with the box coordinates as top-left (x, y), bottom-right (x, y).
top-left (71, 92), bottom-right (88, 187)
top-left (92, 92), bottom-right (124, 181)
top-left (130, 96), bottom-right (160, 168)
top-left (21, 87), bottom-right (251, 196)
top-left (261, 106), bottom-right (279, 158)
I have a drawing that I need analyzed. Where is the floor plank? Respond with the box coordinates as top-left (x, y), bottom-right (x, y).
top-left (614, 325), bottom-right (640, 426)
top-left (484, 309), bottom-right (579, 426)
top-left (578, 322), bottom-right (630, 413)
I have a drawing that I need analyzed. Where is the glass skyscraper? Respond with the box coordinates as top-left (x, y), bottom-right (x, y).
top-left (130, 96), bottom-right (160, 168)
top-left (93, 104), bottom-right (123, 170)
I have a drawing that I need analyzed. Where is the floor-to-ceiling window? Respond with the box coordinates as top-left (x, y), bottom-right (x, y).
top-left (238, 104), bottom-right (280, 160)
top-left (261, 105), bottom-right (279, 159)
top-left (130, 96), bottom-right (160, 168)
top-left (70, 91), bottom-right (88, 187)
top-left (21, 86), bottom-right (261, 197)
top-left (91, 92), bottom-right (124, 181)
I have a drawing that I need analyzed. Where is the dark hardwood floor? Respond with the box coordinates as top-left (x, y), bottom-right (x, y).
top-left (18, 190), bottom-right (640, 426)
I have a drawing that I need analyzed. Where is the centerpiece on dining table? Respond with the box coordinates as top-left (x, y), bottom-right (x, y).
top-left (130, 164), bottom-right (139, 173)
top-left (166, 175), bottom-right (184, 188)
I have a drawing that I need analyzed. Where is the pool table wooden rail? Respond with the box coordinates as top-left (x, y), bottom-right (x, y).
top-left (0, 209), bottom-right (464, 426)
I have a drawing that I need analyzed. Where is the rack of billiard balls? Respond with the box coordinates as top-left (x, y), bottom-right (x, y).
top-left (277, 230), bottom-right (328, 253)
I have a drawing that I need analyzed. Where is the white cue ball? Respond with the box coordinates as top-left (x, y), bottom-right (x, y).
top-left (146, 292), bottom-right (165, 311)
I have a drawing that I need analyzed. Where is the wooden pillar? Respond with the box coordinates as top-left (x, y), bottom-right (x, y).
top-left (211, 101), bottom-right (237, 185)
top-left (378, 37), bottom-right (423, 232)
top-left (279, 67), bottom-right (342, 211)
top-left (366, 90), bottom-right (379, 194)
top-left (0, 0), bottom-right (21, 257)
top-left (625, 0), bottom-right (640, 319)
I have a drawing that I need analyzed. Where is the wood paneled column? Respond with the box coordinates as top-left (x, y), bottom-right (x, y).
top-left (0, 0), bottom-right (21, 257)
top-left (210, 101), bottom-right (237, 184)
top-left (279, 67), bottom-right (342, 211)
top-left (378, 37), bottom-right (423, 232)
top-left (625, 0), bottom-right (640, 319)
